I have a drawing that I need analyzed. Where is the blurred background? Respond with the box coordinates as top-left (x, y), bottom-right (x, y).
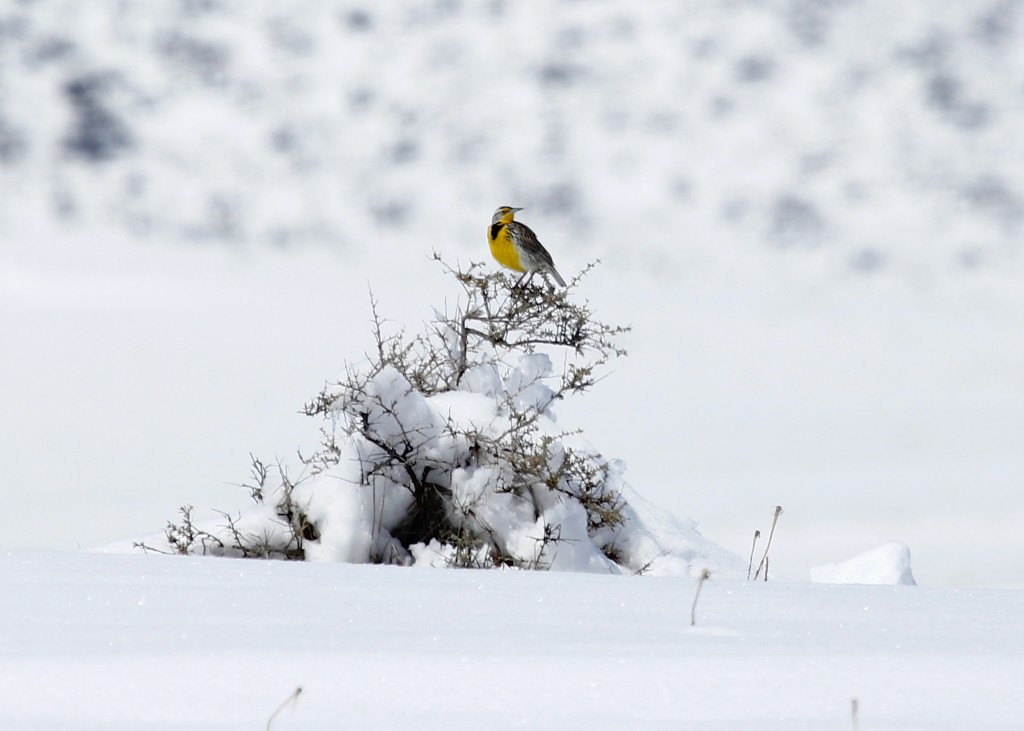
top-left (2, 0), bottom-right (1022, 586)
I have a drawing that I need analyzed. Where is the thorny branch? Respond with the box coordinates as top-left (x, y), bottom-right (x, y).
top-left (152, 255), bottom-right (632, 568)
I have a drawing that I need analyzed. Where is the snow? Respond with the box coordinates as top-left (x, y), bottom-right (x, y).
top-left (1, 0), bottom-right (1023, 586)
top-left (2, 550), bottom-right (1022, 730)
top-left (811, 541), bottom-right (917, 586)
top-left (6, 5), bottom-right (1024, 721)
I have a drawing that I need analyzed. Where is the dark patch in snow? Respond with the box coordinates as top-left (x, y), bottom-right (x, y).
top-left (390, 139), bottom-right (419, 164)
top-left (348, 87), bottom-right (376, 111)
top-left (52, 187), bottom-right (75, 219)
top-left (343, 9), bottom-right (373, 32)
top-left (124, 172), bottom-right (146, 199)
top-left (670, 178), bottom-right (692, 201)
top-left (267, 18), bottom-right (314, 56)
top-left (710, 95), bottom-right (735, 117)
top-left (0, 13), bottom-right (29, 46)
top-left (926, 73), bottom-right (991, 129)
top-left (785, 0), bottom-right (849, 47)
top-left (155, 30), bottom-right (229, 86)
top-left (961, 175), bottom-right (1024, 228)
top-left (184, 194), bottom-right (240, 241)
top-left (609, 16), bottom-right (635, 40)
top-left (62, 74), bottom-right (132, 163)
top-left (0, 115), bottom-right (27, 164)
top-left (722, 197), bottom-right (750, 223)
top-left (800, 150), bottom-right (833, 175)
top-left (556, 25), bottom-right (587, 49)
top-left (372, 199), bottom-right (411, 226)
top-left (896, 31), bottom-right (952, 69)
top-left (973, 1), bottom-right (1021, 47)
top-left (538, 62), bottom-right (587, 87)
top-left (691, 37), bottom-right (717, 60)
top-left (179, 0), bottom-right (223, 18)
top-left (533, 183), bottom-right (580, 217)
top-left (771, 195), bottom-right (825, 247)
top-left (958, 247), bottom-right (987, 269)
top-left (22, 35), bottom-right (75, 67)
top-left (736, 54), bottom-right (776, 83)
top-left (270, 125), bottom-right (297, 154)
top-left (850, 248), bottom-right (886, 273)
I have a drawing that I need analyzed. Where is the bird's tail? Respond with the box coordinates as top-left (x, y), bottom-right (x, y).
top-left (548, 266), bottom-right (567, 287)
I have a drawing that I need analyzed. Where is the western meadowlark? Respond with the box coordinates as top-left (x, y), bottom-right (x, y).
top-left (487, 206), bottom-right (567, 286)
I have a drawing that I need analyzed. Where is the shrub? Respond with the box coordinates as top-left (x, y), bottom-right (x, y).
top-left (142, 257), bottom-right (723, 574)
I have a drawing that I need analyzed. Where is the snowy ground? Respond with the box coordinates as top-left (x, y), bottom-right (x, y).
top-left (2, 549), bottom-right (1022, 730)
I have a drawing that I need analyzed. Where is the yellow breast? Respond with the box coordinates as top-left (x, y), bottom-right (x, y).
top-left (488, 223), bottom-right (525, 272)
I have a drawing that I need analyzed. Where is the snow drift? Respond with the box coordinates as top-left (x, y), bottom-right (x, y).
top-left (810, 541), bottom-right (917, 586)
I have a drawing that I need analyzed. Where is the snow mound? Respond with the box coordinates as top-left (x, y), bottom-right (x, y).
top-left (810, 541), bottom-right (917, 586)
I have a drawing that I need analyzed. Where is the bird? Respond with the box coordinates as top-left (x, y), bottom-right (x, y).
top-left (487, 206), bottom-right (567, 286)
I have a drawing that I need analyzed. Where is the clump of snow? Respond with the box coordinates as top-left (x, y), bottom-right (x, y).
top-left (810, 541), bottom-right (917, 586)
top-left (266, 358), bottom-right (742, 577)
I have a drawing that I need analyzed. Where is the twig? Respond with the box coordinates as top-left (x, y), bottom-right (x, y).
top-left (633, 550), bottom-right (668, 576)
top-left (266, 686), bottom-right (303, 731)
top-left (851, 697), bottom-right (859, 731)
top-left (691, 569), bottom-right (711, 626)
top-left (753, 505), bottom-right (783, 581)
top-left (746, 529), bottom-right (760, 580)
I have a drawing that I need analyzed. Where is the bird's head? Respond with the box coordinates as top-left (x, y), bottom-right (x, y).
top-left (492, 206), bottom-right (522, 225)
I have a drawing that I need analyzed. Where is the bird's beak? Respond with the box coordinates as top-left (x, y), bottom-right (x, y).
top-left (511, 207), bottom-right (523, 213)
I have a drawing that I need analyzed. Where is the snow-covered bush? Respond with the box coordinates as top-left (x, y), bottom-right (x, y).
top-left (148, 257), bottom-right (735, 574)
